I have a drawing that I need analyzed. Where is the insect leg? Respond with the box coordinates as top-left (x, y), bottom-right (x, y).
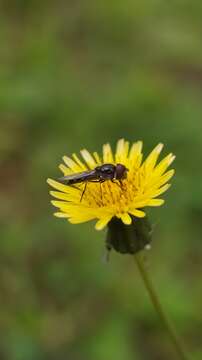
top-left (80, 182), bottom-right (87, 202)
top-left (119, 180), bottom-right (124, 190)
top-left (111, 179), bottom-right (122, 189)
top-left (88, 180), bottom-right (100, 182)
top-left (97, 180), bottom-right (105, 204)
top-left (83, 179), bottom-right (105, 205)
top-left (100, 181), bottom-right (103, 204)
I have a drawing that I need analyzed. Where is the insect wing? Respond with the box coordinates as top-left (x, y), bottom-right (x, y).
top-left (58, 169), bottom-right (97, 184)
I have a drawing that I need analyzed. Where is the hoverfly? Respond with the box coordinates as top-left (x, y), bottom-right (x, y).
top-left (58, 163), bottom-right (128, 202)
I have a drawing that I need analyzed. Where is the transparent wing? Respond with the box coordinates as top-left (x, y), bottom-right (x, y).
top-left (58, 169), bottom-right (97, 184)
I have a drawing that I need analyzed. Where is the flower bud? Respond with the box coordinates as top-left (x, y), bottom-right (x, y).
top-left (106, 216), bottom-right (152, 254)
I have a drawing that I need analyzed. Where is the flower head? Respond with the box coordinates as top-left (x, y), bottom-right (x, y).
top-left (47, 139), bottom-right (175, 231)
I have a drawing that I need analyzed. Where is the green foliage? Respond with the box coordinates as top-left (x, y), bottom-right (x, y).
top-left (0, 1), bottom-right (202, 359)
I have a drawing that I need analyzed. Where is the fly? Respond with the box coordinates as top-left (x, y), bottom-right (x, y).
top-left (58, 163), bottom-right (128, 202)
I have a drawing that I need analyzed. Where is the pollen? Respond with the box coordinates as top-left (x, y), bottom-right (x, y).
top-left (47, 139), bottom-right (175, 230)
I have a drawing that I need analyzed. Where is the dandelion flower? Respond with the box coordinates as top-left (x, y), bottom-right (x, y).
top-left (47, 139), bottom-right (175, 235)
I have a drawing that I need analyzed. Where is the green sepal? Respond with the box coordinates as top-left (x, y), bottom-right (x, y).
top-left (106, 216), bottom-right (152, 254)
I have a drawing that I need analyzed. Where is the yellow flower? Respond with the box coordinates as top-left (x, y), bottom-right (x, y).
top-left (47, 139), bottom-right (175, 231)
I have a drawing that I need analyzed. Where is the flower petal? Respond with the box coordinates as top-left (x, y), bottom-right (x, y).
top-left (128, 141), bottom-right (143, 168)
top-left (95, 216), bottom-right (112, 230)
top-left (80, 149), bottom-right (97, 169)
top-left (50, 190), bottom-right (80, 201)
top-left (68, 213), bottom-right (96, 223)
top-left (103, 143), bottom-right (114, 163)
top-left (131, 199), bottom-right (149, 208)
top-left (157, 169), bottom-right (175, 186)
top-left (151, 183), bottom-right (171, 198)
top-left (93, 151), bottom-right (102, 165)
top-left (153, 154), bottom-right (175, 177)
top-left (47, 178), bottom-right (71, 193)
top-left (149, 169), bottom-right (175, 188)
top-left (72, 153), bottom-right (87, 170)
top-left (115, 139), bottom-right (128, 163)
top-left (144, 143), bottom-right (164, 172)
top-left (120, 213), bottom-right (132, 225)
top-left (63, 156), bottom-right (81, 172)
top-left (59, 164), bottom-right (72, 175)
top-left (51, 200), bottom-right (70, 209)
top-left (148, 199), bottom-right (165, 206)
top-left (54, 212), bottom-right (69, 218)
top-left (129, 141), bottom-right (143, 159)
top-left (129, 209), bottom-right (146, 218)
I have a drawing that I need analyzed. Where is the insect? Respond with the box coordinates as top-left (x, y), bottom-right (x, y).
top-left (58, 163), bottom-right (128, 202)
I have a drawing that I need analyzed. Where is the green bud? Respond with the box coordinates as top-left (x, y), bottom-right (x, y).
top-left (106, 216), bottom-right (152, 254)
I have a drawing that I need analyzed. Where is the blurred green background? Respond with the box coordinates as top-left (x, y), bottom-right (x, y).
top-left (1, 1), bottom-right (202, 359)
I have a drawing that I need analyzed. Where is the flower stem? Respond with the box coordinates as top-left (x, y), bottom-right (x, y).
top-left (133, 253), bottom-right (190, 360)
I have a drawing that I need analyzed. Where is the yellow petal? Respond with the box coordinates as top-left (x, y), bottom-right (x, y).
top-left (123, 141), bottom-right (129, 158)
top-left (72, 153), bottom-right (87, 170)
top-left (63, 156), bottom-right (81, 172)
top-left (144, 143), bottom-right (164, 172)
top-left (131, 200), bottom-right (149, 208)
top-left (149, 169), bottom-right (175, 188)
top-left (151, 183), bottom-right (171, 198)
top-left (50, 190), bottom-right (80, 201)
top-left (148, 199), bottom-right (165, 206)
top-left (115, 139), bottom-right (125, 163)
top-left (158, 169), bottom-right (175, 186)
top-left (103, 143), bottom-right (114, 163)
top-left (47, 178), bottom-right (71, 193)
top-left (116, 138), bottom-right (125, 154)
top-left (120, 213), bottom-right (132, 225)
top-left (68, 213), bottom-right (96, 223)
top-left (80, 149), bottom-right (97, 168)
top-left (153, 153), bottom-right (175, 177)
top-left (129, 209), bottom-right (146, 218)
top-left (129, 141), bottom-right (143, 159)
top-left (51, 200), bottom-right (70, 209)
top-left (59, 164), bottom-right (72, 175)
top-left (128, 141), bottom-right (143, 168)
top-left (54, 212), bottom-right (69, 218)
top-left (95, 216), bottom-right (112, 230)
top-left (93, 151), bottom-right (102, 165)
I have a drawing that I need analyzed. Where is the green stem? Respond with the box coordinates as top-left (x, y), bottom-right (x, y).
top-left (133, 253), bottom-right (189, 360)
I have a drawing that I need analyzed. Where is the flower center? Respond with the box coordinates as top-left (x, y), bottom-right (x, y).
top-left (82, 174), bottom-right (138, 212)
